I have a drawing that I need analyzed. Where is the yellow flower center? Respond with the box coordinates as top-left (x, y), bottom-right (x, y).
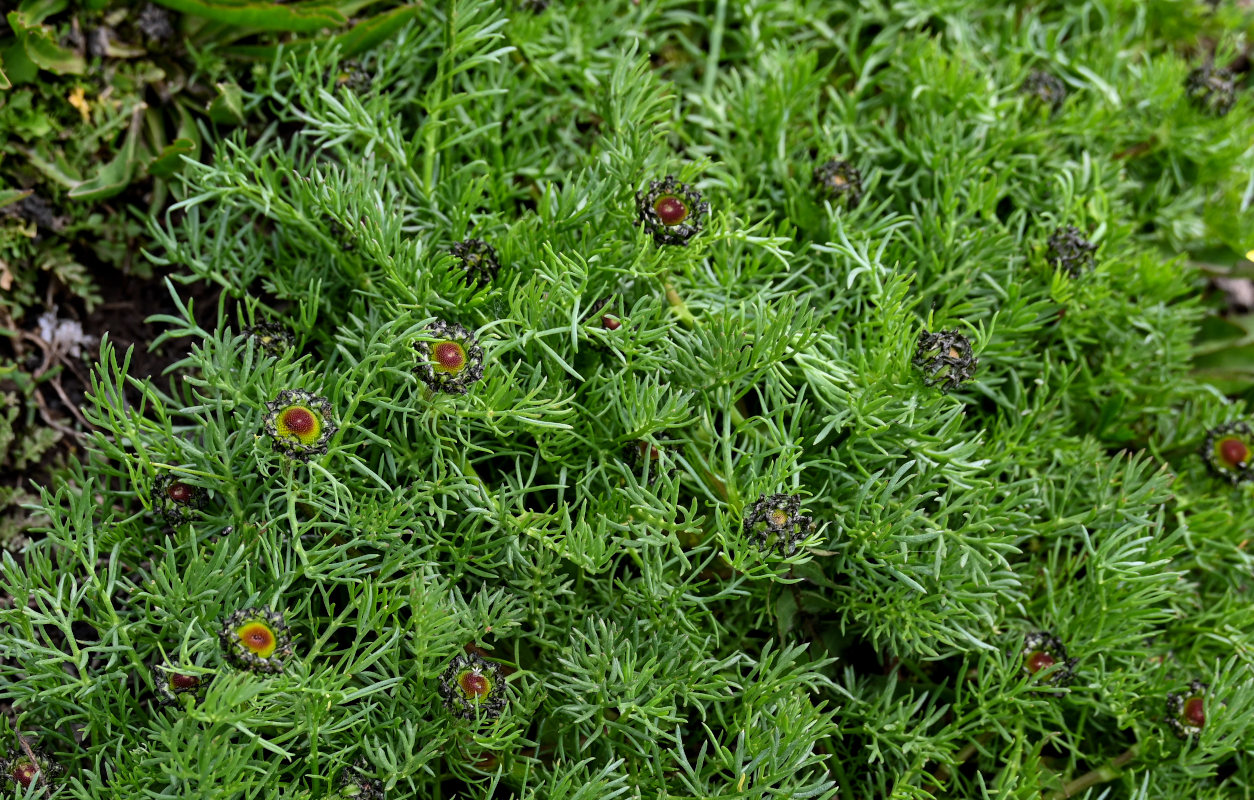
top-left (236, 622), bottom-right (278, 657)
top-left (276, 406), bottom-right (322, 445)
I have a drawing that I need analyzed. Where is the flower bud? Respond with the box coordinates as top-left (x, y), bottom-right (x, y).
top-left (219, 606), bottom-right (293, 673)
top-left (743, 493), bottom-right (813, 556)
top-left (1166, 680), bottom-right (1209, 739)
top-left (438, 652), bottom-right (508, 721)
top-left (450, 238), bottom-right (502, 289)
top-left (1021, 71), bottom-right (1067, 110)
top-left (1, 747), bottom-right (62, 790)
top-left (1202, 421), bottom-right (1254, 482)
top-left (414, 321), bottom-right (485, 395)
top-left (152, 663), bottom-right (212, 706)
top-left (812, 159), bottom-right (863, 209)
top-left (1046, 226), bottom-right (1097, 277)
top-left (243, 321), bottom-right (296, 358)
top-left (1186, 64), bottom-right (1236, 116)
top-left (150, 473), bottom-right (207, 527)
top-left (635, 176), bottom-right (709, 246)
top-left (263, 389), bottom-right (337, 461)
top-left (1020, 631), bottom-right (1077, 688)
top-left (913, 329), bottom-right (978, 391)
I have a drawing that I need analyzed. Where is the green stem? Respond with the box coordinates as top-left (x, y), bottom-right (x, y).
top-left (1044, 745), bottom-right (1139, 800)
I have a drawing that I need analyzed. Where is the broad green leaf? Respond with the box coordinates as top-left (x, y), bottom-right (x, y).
top-left (0, 190), bottom-right (32, 210)
top-left (148, 138), bottom-right (197, 178)
top-left (68, 117), bottom-right (143, 200)
top-left (207, 81), bottom-right (245, 123)
top-left (7, 9), bottom-right (86, 75)
top-left (149, 0), bottom-right (345, 32)
top-left (224, 5), bottom-right (417, 60)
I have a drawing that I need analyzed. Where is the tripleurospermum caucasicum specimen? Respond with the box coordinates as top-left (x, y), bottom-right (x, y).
top-left (1046, 226), bottom-right (1097, 277)
top-left (219, 606), bottom-right (293, 673)
top-left (450, 237), bottom-right (501, 289)
top-left (243, 321), bottom-right (295, 358)
top-left (1020, 631), bottom-right (1077, 688)
top-left (635, 175), bottom-right (709, 246)
top-left (1, 747), bottom-right (62, 790)
top-left (914, 329), bottom-right (979, 391)
top-left (1202, 421), bottom-right (1254, 482)
top-left (1020, 70), bottom-right (1067, 110)
top-left (1186, 64), bottom-right (1237, 116)
top-left (438, 652), bottom-right (508, 720)
top-left (812, 159), bottom-right (863, 208)
top-left (415, 320), bottom-right (485, 395)
top-left (150, 473), bottom-right (207, 526)
top-left (152, 664), bottom-right (212, 706)
top-left (263, 389), bottom-right (337, 461)
top-left (1166, 680), bottom-right (1209, 739)
top-left (743, 493), bottom-right (813, 556)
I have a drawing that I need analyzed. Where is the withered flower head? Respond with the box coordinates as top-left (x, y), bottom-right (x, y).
top-left (635, 175), bottom-right (709, 246)
top-left (1046, 226), bottom-right (1097, 277)
top-left (337, 758), bottom-right (385, 799)
top-left (913, 329), bottom-right (978, 391)
top-left (1203, 421), bottom-right (1254, 482)
top-left (150, 473), bottom-right (207, 527)
top-left (812, 159), bottom-right (863, 208)
top-left (243, 321), bottom-right (296, 358)
top-left (743, 493), bottom-right (813, 556)
top-left (219, 606), bottom-right (293, 674)
top-left (263, 389), bottom-right (337, 461)
top-left (1, 747), bottom-right (62, 790)
top-left (1166, 680), bottom-right (1209, 739)
top-left (1020, 631), bottom-right (1077, 688)
top-left (438, 652), bottom-right (508, 721)
top-left (415, 320), bottom-right (485, 395)
top-left (152, 663), bottom-right (213, 706)
top-left (1021, 71), bottom-right (1067, 109)
top-left (1186, 64), bottom-right (1236, 116)
top-left (450, 238), bottom-right (502, 289)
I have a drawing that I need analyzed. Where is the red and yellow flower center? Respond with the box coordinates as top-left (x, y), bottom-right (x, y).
top-left (769, 510), bottom-right (790, 528)
top-left (276, 405), bottom-right (322, 445)
top-left (167, 482), bottom-right (195, 504)
top-left (433, 341), bottom-right (467, 374)
top-left (457, 669), bottom-right (492, 701)
top-left (235, 622), bottom-right (278, 658)
top-left (1025, 650), bottom-right (1056, 674)
top-left (11, 762), bottom-right (37, 787)
top-left (1217, 436), bottom-right (1249, 468)
top-left (170, 673), bottom-right (200, 691)
top-left (654, 195), bottom-right (689, 226)
top-left (1183, 696), bottom-right (1206, 728)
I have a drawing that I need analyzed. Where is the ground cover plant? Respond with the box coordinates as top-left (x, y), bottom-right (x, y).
top-left (3, 0), bottom-right (1254, 798)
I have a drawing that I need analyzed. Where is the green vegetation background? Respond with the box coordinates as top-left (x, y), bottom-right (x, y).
top-left (4, 0), bottom-right (1254, 798)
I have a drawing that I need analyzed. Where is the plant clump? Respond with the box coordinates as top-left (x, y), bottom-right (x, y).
top-left (219, 607), bottom-right (293, 674)
top-left (438, 652), bottom-right (508, 720)
top-left (812, 159), bottom-right (863, 208)
top-left (742, 493), bottom-right (813, 556)
top-left (414, 321), bottom-right (485, 395)
top-left (913, 329), bottom-right (979, 391)
top-left (635, 175), bottom-right (709, 246)
top-left (263, 390), bottom-right (337, 461)
top-left (1046, 225), bottom-right (1098, 276)
top-left (1202, 421), bottom-right (1254, 482)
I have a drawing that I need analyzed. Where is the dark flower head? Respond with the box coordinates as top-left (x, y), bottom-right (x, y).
top-left (1046, 226), bottom-right (1097, 277)
top-left (263, 389), bottom-right (337, 461)
top-left (150, 473), bottom-right (207, 527)
top-left (1186, 64), bottom-right (1236, 116)
top-left (438, 652), bottom-right (508, 721)
top-left (325, 214), bottom-right (356, 252)
top-left (1202, 421), bottom-right (1254, 482)
top-left (450, 238), bottom-right (502, 289)
top-left (335, 60), bottom-right (372, 94)
top-left (243, 321), bottom-right (296, 358)
top-left (913, 329), bottom-right (978, 392)
top-left (518, 0), bottom-right (551, 11)
top-left (152, 663), bottom-right (212, 706)
top-left (812, 159), bottom-right (863, 208)
top-left (1020, 631), bottom-right (1077, 688)
top-left (635, 175), bottom-right (709, 246)
top-left (1166, 680), bottom-right (1209, 739)
top-left (1, 747), bottom-right (62, 790)
top-left (1021, 71), bottom-right (1067, 109)
top-left (743, 493), bottom-right (813, 556)
top-left (415, 320), bottom-right (485, 395)
top-left (137, 4), bottom-right (174, 42)
top-left (219, 606), bottom-right (293, 673)
top-left (337, 759), bottom-right (384, 799)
